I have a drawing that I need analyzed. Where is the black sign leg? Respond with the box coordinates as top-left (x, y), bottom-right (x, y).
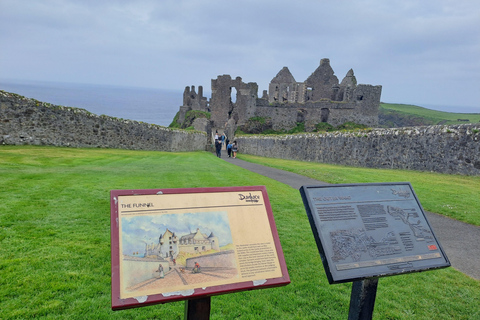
top-left (348, 278), bottom-right (379, 320)
top-left (184, 296), bottom-right (211, 320)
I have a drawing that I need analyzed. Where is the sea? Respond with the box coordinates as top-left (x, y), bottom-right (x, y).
top-left (1, 80), bottom-right (478, 126)
top-left (0, 79), bottom-right (183, 127)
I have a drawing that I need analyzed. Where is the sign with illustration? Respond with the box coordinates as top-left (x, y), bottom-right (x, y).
top-left (110, 186), bottom-right (290, 310)
top-left (300, 182), bottom-right (450, 284)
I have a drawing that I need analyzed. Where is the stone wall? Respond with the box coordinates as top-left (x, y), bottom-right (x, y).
top-left (0, 91), bottom-right (207, 151)
top-left (235, 124), bottom-right (480, 176)
top-left (185, 250), bottom-right (236, 269)
top-left (178, 59), bottom-right (382, 134)
top-left (255, 96), bottom-right (380, 131)
top-left (3, 90), bottom-right (479, 176)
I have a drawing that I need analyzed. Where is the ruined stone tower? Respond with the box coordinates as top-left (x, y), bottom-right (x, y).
top-left (209, 75), bottom-right (258, 129)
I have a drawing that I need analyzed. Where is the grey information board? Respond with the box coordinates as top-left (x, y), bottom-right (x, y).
top-left (300, 183), bottom-right (450, 284)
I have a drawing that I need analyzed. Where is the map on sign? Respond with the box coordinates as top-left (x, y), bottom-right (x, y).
top-left (300, 183), bottom-right (450, 284)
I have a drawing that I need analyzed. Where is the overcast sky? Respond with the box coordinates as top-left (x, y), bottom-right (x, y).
top-left (1, 0), bottom-right (479, 112)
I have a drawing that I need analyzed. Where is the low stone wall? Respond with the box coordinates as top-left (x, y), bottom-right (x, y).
top-left (0, 91), bottom-right (207, 151)
top-left (236, 124), bottom-right (480, 176)
top-left (185, 250), bottom-right (236, 268)
top-left (3, 90), bottom-right (479, 176)
top-left (122, 258), bottom-right (170, 289)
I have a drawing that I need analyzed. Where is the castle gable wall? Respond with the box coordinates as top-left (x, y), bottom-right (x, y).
top-left (304, 58), bottom-right (340, 101)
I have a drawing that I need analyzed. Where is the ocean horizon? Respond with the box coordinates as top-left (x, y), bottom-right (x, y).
top-left (0, 79), bottom-right (183, 127)
top-left (1, 80), bottom-right (479, 128)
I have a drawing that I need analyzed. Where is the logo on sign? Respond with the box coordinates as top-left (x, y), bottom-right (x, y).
top-left (238, 193), bottom-right (260, 203)
top-left (391, 189), bottom-right (410, 198)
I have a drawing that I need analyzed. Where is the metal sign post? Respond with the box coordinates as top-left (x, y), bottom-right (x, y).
top-left (184, 297), bottom-right (211, 320)
top-left (348, 278), bottom-right (378, 320)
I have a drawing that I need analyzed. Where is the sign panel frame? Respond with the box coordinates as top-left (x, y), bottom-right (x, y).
top-left (300, 182), bottom-right (450, 284)
top-left (110, 186), bottom-right (290, 310)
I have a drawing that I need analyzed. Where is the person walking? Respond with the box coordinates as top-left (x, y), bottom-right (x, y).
top-left (215, 139), bottom-right (222, 157)
top-left (156, 264), bottom-right (165, 279)
top-left (232, 141), bottom-right (238, 158)
top-left (227, 141), bottom-right (233, 157)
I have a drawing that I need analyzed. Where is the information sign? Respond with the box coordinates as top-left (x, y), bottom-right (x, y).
top-left (110, 186), bottom-right (290, 310)
top-left (300, 183), bottom-right (450, 284)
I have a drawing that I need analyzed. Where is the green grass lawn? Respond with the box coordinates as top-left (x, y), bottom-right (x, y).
top-left (380, 103), bottom-right (480, 125)
top-left (1, 146), bottom-right (479, 319)
top-left (239, 154), bottom-right (480, 227)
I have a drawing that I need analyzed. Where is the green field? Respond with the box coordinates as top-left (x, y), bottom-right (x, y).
top-left (239, 154), bottom-right (480, 226)
top-left (380, 103), bottom-right (480, 126)
top-left (0, 146), bottom-right (479, 319)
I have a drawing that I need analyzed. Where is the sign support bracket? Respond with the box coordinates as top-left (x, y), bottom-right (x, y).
top-left (184, 296), bottom-right (211, 320)
top-left (347, 278), bottom-right (378, 320)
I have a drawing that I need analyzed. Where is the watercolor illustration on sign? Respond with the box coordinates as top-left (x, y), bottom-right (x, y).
top-left (120, 211), bottom-right (237, 293)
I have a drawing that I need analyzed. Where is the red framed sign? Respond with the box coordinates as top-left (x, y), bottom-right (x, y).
top-left (110, 186), bottom-right (290, 310)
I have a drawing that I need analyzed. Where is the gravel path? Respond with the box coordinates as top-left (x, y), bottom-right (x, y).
top-left (223, 156), bottom-right (480, 280)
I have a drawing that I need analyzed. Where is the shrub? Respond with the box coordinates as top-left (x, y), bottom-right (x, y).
top-left (336, 121), bottom-right (368, 130)
top-left (314, 122), bottom-right (334, 132)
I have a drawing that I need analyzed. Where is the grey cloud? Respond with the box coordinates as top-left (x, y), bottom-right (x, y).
top-left (0, 0), bottom-right (479, 110)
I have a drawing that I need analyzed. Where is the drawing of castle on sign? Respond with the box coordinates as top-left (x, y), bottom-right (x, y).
top-left (145, 227), bottom-right (220, 259)
top-left (120, 211), bottom-right (237, 294)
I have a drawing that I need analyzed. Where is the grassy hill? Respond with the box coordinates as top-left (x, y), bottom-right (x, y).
top-left (379, 103), bottom-right (480, 127)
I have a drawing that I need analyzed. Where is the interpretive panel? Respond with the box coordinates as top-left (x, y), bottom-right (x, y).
top-left (110, 186), bottom-right (290, 310)
top-left (300, 183), bottom-right (450, 284)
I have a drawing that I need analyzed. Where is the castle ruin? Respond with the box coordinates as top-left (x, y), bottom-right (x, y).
top-left (176, 58), bottom-right (382, 138)
top-left (145, 228), bottom-right (220, 259)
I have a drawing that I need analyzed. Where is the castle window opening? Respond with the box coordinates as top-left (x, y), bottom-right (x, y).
top-left (306, 87), bottom-right (313, 101)
top-left (274, 86), bottom-right (279, 101)
top-left (231, 87), bottom-right (237, 103)
top-left (321, 108), bottom-right (330, 123)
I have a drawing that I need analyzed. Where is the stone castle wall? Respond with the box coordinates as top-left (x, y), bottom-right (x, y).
top-left (3, 90), bottom-right (479, 176)
top-left (0, 91), bottom-right (207, 151)
top-left (185, 250), bottom-right (236, 269)
top-left (255, 93), bottom-right (379, 131)
top-left (179, 59), bottom-right (382, 133)
top-left (235, 124), bottom-right (480, 176)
